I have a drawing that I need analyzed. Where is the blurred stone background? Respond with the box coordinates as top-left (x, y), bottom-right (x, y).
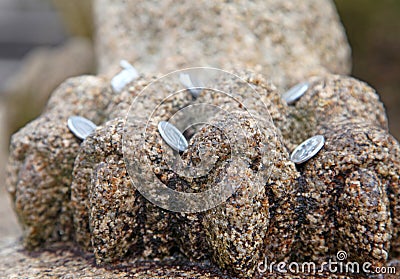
top-left (0, 0), bottom-right (399, 241)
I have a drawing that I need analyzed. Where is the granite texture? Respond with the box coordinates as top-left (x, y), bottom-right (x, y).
top-left (293, 120), bottom-right (399, 268)
top-left (2, 240), bottom-right (384, 279)
top-left (281, 75), bottom-right (389, 151)
top-left (6, 71), bottom-right (400, 278)
top-left (6, 76), bottom-right (112, 248)
top-left (70, 73), bottom-right (300, 278)
top-left (94, 0), bottom-right (351, 90)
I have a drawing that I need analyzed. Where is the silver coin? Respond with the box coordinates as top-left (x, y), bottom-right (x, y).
top-left (67, 116), bottom-right (97, 140)
top-left (282, 81), bottom-right (310, 105)
top-left (158, 121), bottom-right (188, 152)
top-left (290, 135), bottom-right (325, 164)
top-left (179, 73), bottom-right (203, 98)
top-left (119, 59), bottom-right (135, 70)
top-left (111, 60), bottom-right (139, 93)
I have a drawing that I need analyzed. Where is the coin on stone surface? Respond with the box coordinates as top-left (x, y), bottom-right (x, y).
top-left (158, 121), bottom-right (188, 152)
top-left (111, 60), bottom-right (139, 93)
top-left (67, 116), bottom-right (97, 140)
top-left (179, 73), bottom-right (203, 98)
top-left (290, 135), bottom-right (325, 164)
top-left (282, 81), bottom-right (309, 105)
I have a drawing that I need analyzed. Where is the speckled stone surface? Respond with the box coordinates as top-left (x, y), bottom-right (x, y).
top-left (105, 73), bottom-right (158, 120)
top-left (0, 241), bottom-right (230, 279)
top-left (2, 240), bottom-right (382, 279)
top-left (44, 75), bottom-right (112, 120)
top-left (4, 0), bottom-right (400, 278)
top-left (5, 71), bottom-right (400, 278)
top-left (281, 74), bottom-right (389, 151)
top-left (293, 120), bottom-right (399, 266)
top-left (95, 0), bottom-right (351, 90)
top-left (194, 112), bottom-right (298, 277)
top-left (71, 118), bottom-right (177, 263)
top-left (70, 72), bottom-right (299, 278)
top-left (6, 76), bottom-right (112, 248)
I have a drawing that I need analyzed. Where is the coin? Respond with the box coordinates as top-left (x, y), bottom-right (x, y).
top-left (282, 81), bottom-right (309, 105)
top-left (158, 121), bottom-right (188, 152)
top-left (119, 59), bottom-right (136, 70)
top-left (111, 60), bottom-right (139, 93)
top-left (67, 116), bottom-right (97, 140)
top-left (179, 73), bottom-right (203, 98)
top-left (290, 135), bottom-right (325, 164)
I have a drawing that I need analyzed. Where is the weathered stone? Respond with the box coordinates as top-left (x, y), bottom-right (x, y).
top-left (3, 0), bottom-right (400, 278)
top-left (1, 239), bottom-right (373, 278)
top-left (6, 69), bottom-right (400, 278)
top-left (281, 74), bottom-right (389, 151)
top-left (95, 0), bottom-right (351, 90)
top-left (71, 118), bottom-right (176, 262)
top-left (6, 76), bottom-right (112, 248)
top-left (294, 120), bottom-right (399, 268)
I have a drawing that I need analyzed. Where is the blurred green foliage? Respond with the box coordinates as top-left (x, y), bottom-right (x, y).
top-left (335, 0), bottom-right (400, 138)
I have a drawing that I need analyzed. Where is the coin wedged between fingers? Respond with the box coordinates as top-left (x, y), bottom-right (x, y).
top-left (290, 135), bottom-right (325, 164)
top-left (68, 116), bottom-right (97, 140)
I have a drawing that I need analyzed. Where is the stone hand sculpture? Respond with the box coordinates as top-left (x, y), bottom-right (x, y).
top-left (7, 71), bottom-right (400, 278)
top-left (4, 0), bottom-right (400, 278)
